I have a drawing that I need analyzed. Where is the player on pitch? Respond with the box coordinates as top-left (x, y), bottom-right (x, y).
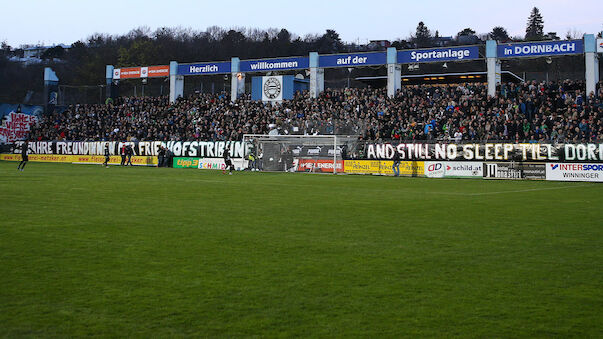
top-left (103, 144), bottom-right (110, 167)
top-left (16, 140), bottom-right (35, 171)
top-left (223, 147), bottom-right (235, 175)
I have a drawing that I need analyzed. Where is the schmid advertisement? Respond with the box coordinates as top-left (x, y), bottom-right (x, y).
top-left (295, 159), bottom-right (344, 173)
top-left (483, 162), bottom-right (545, 180)
top-left (0, 154), bottom-right (157, 166)
top-left (173, 157), bottom-right (200, 168)
top-left (546, 163), bottom-right (603, 182)
top-left (197, 158), bottom-right (248, 170)
top-left (344, 160), bottom-right (423, 176)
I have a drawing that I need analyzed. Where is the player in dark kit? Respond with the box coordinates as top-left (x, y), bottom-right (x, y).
top-left (120, 144), bottom-right (127, 166)
top-left (223, 147), bottom-right (234, 175)
top-left (126, 145), bottom-right (133, 166)
top-left (103, 144), bottom-right (110, 167)
top-left (16, 140), bottom-right (35, 171)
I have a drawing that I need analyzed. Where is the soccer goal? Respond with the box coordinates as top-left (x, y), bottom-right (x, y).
top-left (242, 134), bottom-right (360, 174)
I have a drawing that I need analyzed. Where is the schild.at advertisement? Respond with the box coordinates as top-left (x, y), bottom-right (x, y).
top-left (424, 162), bottom-right (483, 178)
top-left (546, 163), bottom-right (603, 182)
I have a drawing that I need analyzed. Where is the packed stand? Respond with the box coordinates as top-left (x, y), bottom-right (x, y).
top-left (31, 80), bottom-right (603, 143)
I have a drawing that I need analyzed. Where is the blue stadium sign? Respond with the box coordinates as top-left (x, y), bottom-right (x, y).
top-left (319, 52), bottom-right (387, 68)
top-left (178, 62), bottom-right (231, 75)
top-left (240, 57), bottom-right (309, 72)
top-left (497, 40), bottom-right (584, 58)
top-left (398, 46), bottom-right (480, 63)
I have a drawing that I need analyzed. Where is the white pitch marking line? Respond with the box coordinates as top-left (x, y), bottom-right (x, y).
top-left (186, 178), bottom-right (594, 196)
top-left (463, 184), bottom-right (593, 196)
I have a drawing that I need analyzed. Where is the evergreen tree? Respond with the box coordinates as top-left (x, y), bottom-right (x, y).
top-left (413, 22), bottom-right (433, 48)
top-left (489, 27), bottom-right (510, 42)
top-left (525, 7), bottom-right (544, 41)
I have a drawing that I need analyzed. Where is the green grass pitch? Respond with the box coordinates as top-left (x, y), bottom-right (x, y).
top-left (0, 161), bottom-right (602, 337)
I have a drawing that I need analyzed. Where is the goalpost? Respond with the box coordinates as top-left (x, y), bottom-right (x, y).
top-left (241, 134), bottom-right (359, 174)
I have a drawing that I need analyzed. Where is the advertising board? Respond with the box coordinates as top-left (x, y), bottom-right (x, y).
top-left (0, 154), bottom-right (157, 166)
top-left (295, 159), bottom-right (344, 173)
top-left (483, 162), bottom-right (545, 180)
top-left (344, 160), bottom-right (423, 176)
top-left (424, 162), bottom-right (483, 178)
top-left (173, 157), bottom-right (200, 168)
top-left (546, 163), bottom-right (603, 182)
top-left (113, 65), bottom-right (169, 79)
top-left (197, 158), bottom-right (248, 170)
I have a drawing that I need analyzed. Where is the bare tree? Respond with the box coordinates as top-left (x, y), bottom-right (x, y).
top-left (565, 28), bottom-right (583, 40)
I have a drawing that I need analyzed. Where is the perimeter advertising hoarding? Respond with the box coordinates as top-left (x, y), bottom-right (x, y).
top-left (344, 160), bottom-right (424, 176)
top-left (197, 158), bottom-right (248, 170)
top-left (398, 46), bottom-right (480, 64)
top-left (295, 159), bottom-right (344, 173)
top-left (546, 163), bottom-right (603, 182)
top-left (497, 40), bottom-right (583, 58)
top-left (366, 143), bottom-right (603, 163)
top-left (0, 154), bottom-right (157, 166)
top-left (173, 157), bottom-right (200, 168)
top-left (483, 163), bottom-right (546, 180)
top-left (424, 162), bottom-right (483, 178)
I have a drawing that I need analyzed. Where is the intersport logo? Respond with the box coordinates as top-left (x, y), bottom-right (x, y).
top-left (553, 164), bottom-right (603, 171)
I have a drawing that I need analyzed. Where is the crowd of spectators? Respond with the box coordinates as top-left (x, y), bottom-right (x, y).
top-left (31, 80), bottom-right (603, 143)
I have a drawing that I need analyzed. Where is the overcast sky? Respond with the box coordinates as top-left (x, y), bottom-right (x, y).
top-left (2, 0), bottom-right (602, 47)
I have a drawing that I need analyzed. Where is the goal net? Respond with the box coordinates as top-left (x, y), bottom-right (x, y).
top-left (242, 134), bottom-right (360, 174)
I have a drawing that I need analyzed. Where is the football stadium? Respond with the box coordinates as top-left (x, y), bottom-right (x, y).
top-left (1, 2), bottom-right (602, 337)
